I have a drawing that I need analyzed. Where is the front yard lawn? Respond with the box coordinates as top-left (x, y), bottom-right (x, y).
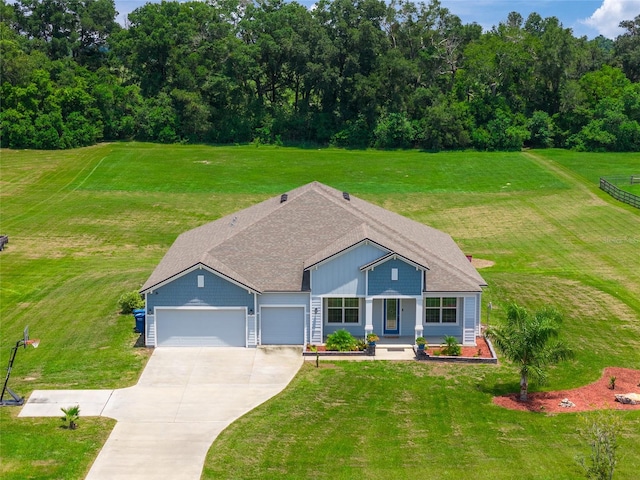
top-left (203, 362), bottom-right (640, 479)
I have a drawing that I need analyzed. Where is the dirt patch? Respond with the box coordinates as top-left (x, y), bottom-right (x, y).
top-left (493, 367), bottom-right (640, 413)
top-left (471, 258), bottom-right (495, 269)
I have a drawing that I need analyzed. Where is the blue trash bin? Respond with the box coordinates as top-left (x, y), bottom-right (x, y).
top-left (134, 312), bottom-right (145, 334)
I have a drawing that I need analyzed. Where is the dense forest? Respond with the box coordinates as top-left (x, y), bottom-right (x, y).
top-left (1, 0), bottom-right (640, 151)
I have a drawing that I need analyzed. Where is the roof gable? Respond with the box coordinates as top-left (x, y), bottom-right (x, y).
top-left (141, 182), bottom-right (487, 294)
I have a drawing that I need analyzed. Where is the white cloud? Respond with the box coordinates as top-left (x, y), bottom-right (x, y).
top-left (582, 0), bottom-right (640, 38)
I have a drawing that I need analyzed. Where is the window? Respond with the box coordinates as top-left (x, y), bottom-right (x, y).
top-left (391, 268), bottom-right (398, 281)
top-left (425, 297), bottom-right (458, 324)
top-left (327, 298), bottom-right (360, 324)
top-left (197, 275), bottom-right (204, 288)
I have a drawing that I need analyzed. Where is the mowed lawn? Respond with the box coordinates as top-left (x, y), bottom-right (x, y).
top-left (1, 144), bottom-right (639, 479)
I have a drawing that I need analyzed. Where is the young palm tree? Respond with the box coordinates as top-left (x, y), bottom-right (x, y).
top-left (488, 303), bottom-right (573, 401)
top-left (61, 405), bottom-right (81, 430)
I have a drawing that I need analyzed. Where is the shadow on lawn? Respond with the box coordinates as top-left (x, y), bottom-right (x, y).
top-left (477, 378), bottom-right (521, 397)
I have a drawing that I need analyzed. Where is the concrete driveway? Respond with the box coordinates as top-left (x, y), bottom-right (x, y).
top-left (20, 346), bottom-right (303, 479)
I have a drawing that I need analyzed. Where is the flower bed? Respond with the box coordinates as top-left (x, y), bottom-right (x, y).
top-left (493, 367), bottom-right (640, 413)
top-left (416, 336), bottom-right (498, 364)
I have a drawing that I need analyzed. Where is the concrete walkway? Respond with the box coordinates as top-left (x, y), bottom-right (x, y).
top-left (20, 347), bottom-right (303, 479)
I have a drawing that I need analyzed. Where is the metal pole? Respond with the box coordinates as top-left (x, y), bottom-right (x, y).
top-left (0, 340), bottom-right (24, 405)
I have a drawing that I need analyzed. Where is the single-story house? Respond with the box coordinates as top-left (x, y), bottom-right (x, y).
top-left (140, 182), bottom-right (487, 347)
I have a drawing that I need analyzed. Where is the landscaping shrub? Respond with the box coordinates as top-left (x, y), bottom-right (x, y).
top-left (118, 289), bottom-right (144, 314)
top-left (441, 335), bottom-right (461, 356)
top-left (326, 329), bottom-right (358, 352)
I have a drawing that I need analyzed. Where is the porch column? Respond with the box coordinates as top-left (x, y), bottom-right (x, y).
top-left (365, 297), bottom-right (373, 335)
top-left (415, 296), bottom-right (423, 340)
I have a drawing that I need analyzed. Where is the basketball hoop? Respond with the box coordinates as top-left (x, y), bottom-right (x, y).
top-left (1, 326), bottom-right (41, 406)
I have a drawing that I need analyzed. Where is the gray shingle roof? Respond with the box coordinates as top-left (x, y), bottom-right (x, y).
top-left (141, 182), bottom-right (487, 294)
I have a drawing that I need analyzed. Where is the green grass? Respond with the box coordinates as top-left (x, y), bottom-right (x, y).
top-left (1, 144), bottom-right (639, 478)
top-left (0, 409), bottom-right (115, 480)
top-left (203, 362), bottom-right (640, 480)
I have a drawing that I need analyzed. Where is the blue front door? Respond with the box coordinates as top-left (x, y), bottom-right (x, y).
top-left (383, 299), bottom-right (400, 335)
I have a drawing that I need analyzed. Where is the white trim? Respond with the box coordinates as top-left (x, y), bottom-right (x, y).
top-left (141, 263), bottom-right (261, 295)
top-left (365, 269), bottom-right (369, 296)
top-left (360, 252), bottom-right (428, 272)
top-left (305, 239), bottom-right (390, 270)
top-left (153, 306), bottom-right (248, 347)
top-left (367, 294), bottom-right (418, 299)
top-left (423, 296), bottom-right (460, 326)
top-left (383, 298), bottom-right (401, 335)
top-left (323, 297), bottom-right (363, 326)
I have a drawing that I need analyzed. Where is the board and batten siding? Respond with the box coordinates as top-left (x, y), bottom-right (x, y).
top-left (258, 292), bottom-right (310, 306)
top-left (146, 269), bottom-right (254, 311)
top-left (311, 243), bottom-right (386, 296)
top-left (367, 258), bottom-right (423, 296)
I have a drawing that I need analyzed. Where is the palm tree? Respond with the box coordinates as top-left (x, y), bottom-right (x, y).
top-left (61, 405), bottom-right (80, 430)
top-left (487, 303), bottom-right (573, 401)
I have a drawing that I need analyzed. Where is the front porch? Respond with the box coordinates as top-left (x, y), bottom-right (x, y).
top-left (375, 335), bottom-right (460, 347)
top-left (304, 336), bottom-right (497, 362)
top-left (318, 334), bottom-right (471, 348)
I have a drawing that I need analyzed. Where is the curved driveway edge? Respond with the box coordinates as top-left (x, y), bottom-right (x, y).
top-left (19, 346), bottom-right (303, 480)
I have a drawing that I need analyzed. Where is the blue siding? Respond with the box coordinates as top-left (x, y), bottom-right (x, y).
top-left (147, 270), bottom-right (253, 311)
top-left (422, 297), bottom-right (463, 341)
top-left (400, 299), bottom-right (416, 336)
top-left (368, 259), bottom-right (422, 296)
top-left (312, 243), bottom-right (386, 296)
top-left (324, 324), bottom-right (366, 338)
top-left (258, 293), bottom-right (309, 307)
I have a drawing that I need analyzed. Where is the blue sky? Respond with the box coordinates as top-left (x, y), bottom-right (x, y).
top-left (115, 0), bottom-right (639, 39)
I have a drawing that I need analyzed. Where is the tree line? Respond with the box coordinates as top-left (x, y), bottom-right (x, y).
top-left (1, 0), bottom-right (639, 151)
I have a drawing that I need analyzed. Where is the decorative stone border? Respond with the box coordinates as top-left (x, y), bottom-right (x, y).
top-left (414, 336), bottom-right (498, 364)
top-left (302, 350), bottom-right (368, 357)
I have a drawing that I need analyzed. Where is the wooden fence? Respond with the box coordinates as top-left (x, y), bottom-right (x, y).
top-left (599, 176), bottom-right (640, 209)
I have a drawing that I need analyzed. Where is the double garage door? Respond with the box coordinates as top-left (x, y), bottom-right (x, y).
top-left (155, 306), bottom-right (305, 347)
top-left (156, 308), bottom-right (246, 347)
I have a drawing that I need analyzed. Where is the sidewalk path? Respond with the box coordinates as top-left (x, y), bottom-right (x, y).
top-left (20, 347), bottom-right (303, 479)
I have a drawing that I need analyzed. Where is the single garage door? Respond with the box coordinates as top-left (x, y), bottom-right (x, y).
top-left (156, 308), bottom-right (246, 347)
top-left (260, 306), bottom-right (305, 345)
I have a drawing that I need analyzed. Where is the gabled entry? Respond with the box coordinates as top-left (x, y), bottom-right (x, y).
top-left (383, 299), bottom-right (400, 335)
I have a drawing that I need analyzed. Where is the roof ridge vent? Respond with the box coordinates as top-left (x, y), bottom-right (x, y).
top-left (280, 193), bottom-right (288, 203)
top-left (342, 192), bottom-right (350, 201)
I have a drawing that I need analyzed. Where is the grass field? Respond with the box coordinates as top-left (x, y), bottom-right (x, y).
top-left (1, 144), bottom-right (639, 478)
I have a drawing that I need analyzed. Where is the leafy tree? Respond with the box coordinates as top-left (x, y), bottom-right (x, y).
top-left (527, 110), bottom-right (555, 148)
top-left (373, 111), bottom-right (414, 148)
top-left (414, 96), bottom-right (472, 150)
top-left (11, 0), bottom-right (118, 64)
top-left (615, 14), bottom-right (640, 82)
top-left (487, 303), bottom-right (573, 401)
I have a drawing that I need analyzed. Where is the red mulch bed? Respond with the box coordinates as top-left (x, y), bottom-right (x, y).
top-left (427, 336), bottom-right (493, 358)
top-left (493, 367), bottom-right (640, 413)
top-left (307, 337), bottom-right (494, 358)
